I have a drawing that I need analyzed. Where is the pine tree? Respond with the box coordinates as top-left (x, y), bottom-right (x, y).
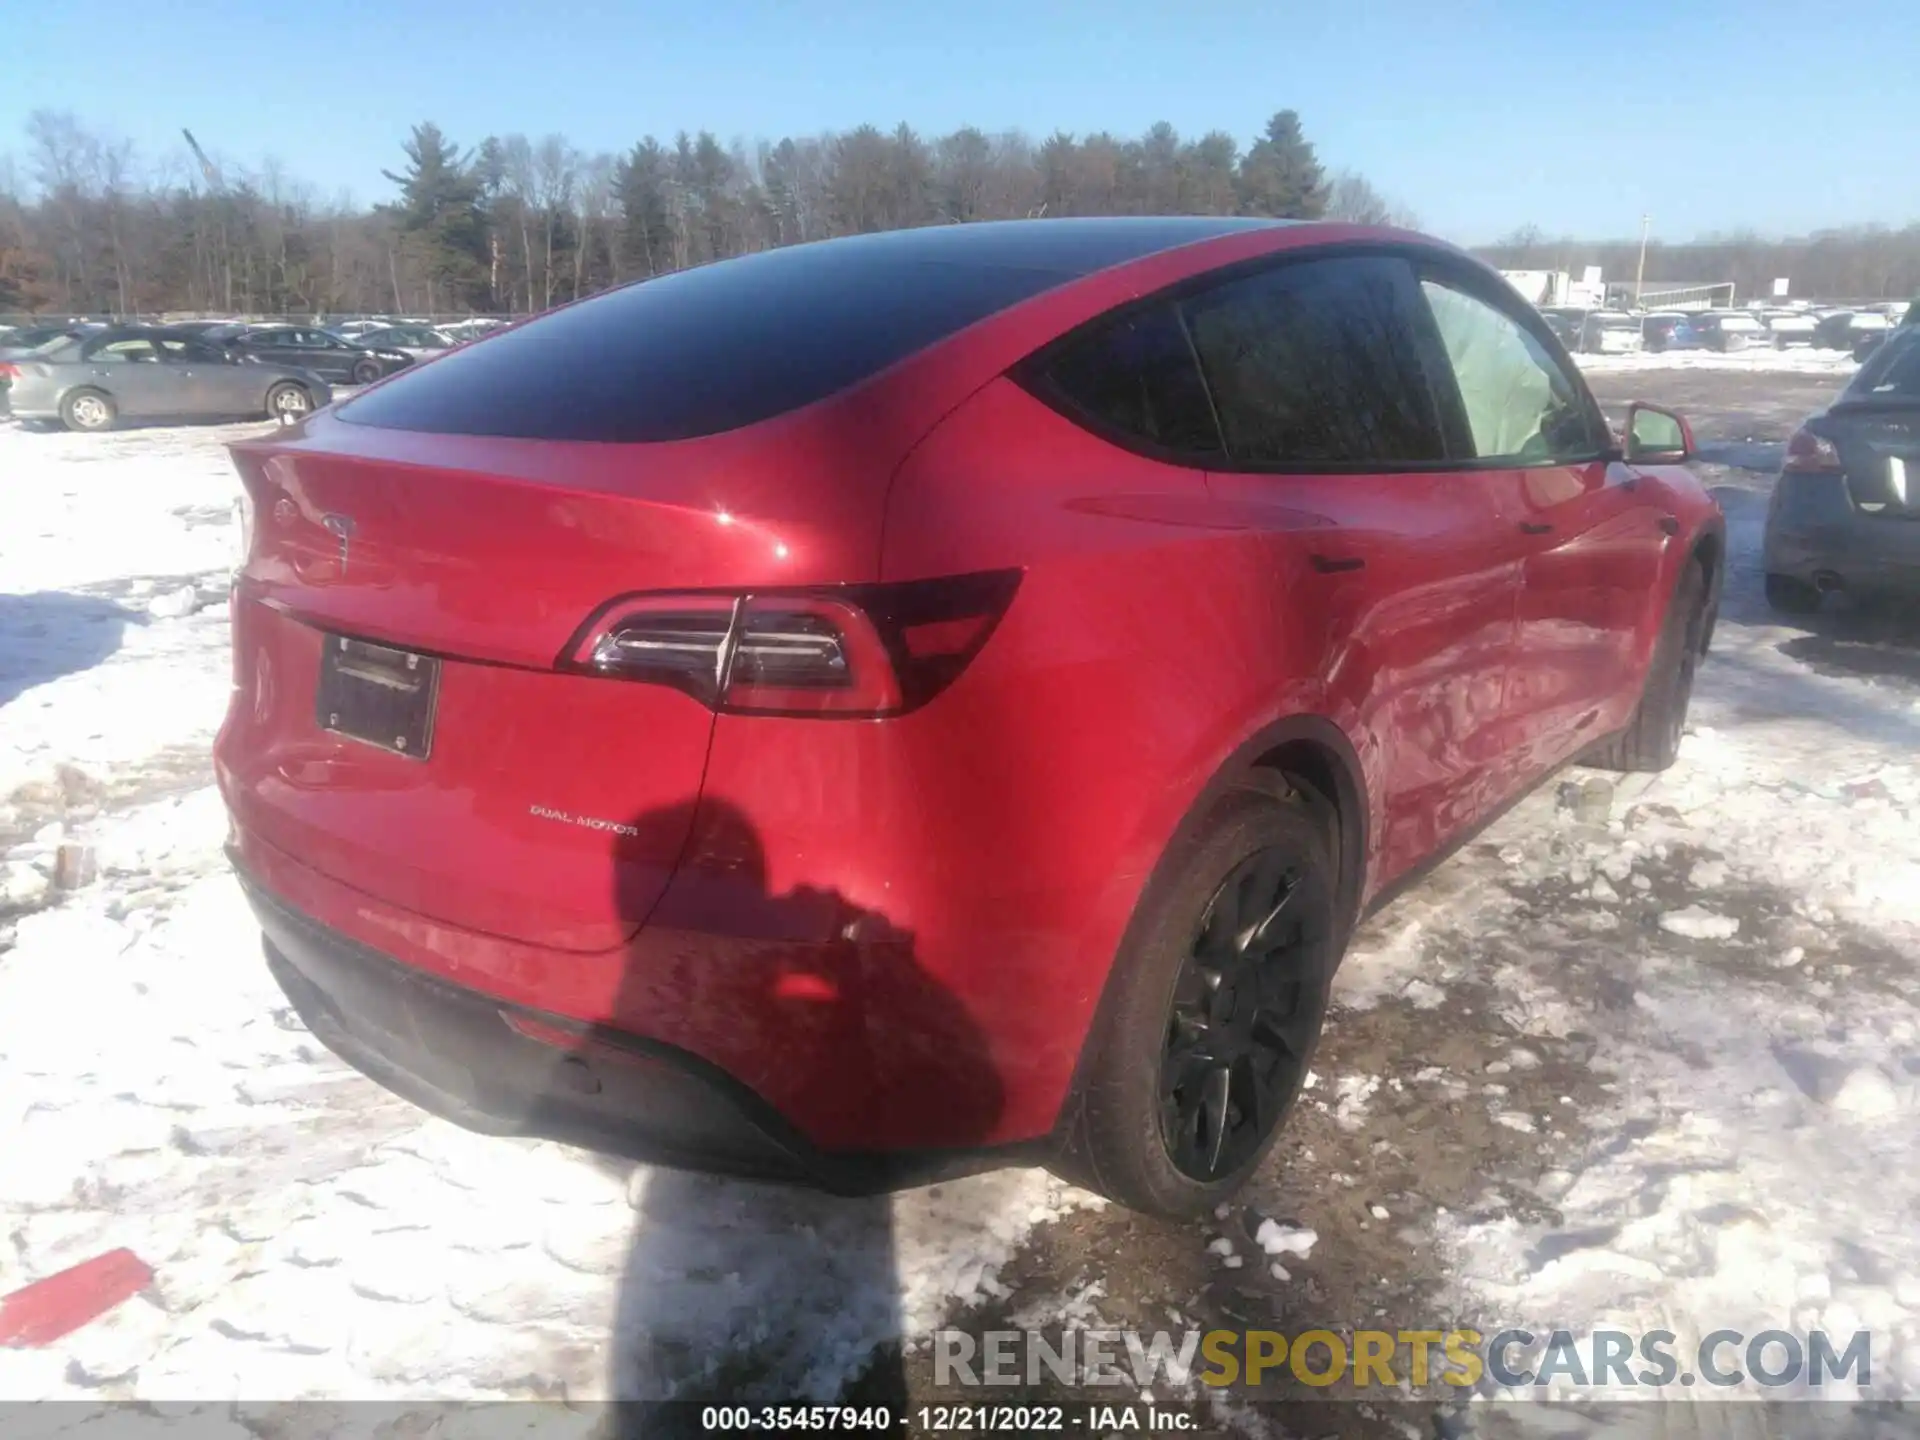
top-left (1234, 110), bottom-right (1326, 220)
top-left (380, 123), bottom-right (489, 307)
top-left (615, 139), bottom-right (677, 277)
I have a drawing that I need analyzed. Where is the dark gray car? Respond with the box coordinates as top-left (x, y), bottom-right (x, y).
top-left (1765, 327), bottom-right (1920, 611)
top-left (4, 326), bottom-right (333, 431)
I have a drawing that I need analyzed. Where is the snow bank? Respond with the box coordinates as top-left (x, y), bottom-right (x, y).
top-left (1576, 348), bottom-right (1860, 376)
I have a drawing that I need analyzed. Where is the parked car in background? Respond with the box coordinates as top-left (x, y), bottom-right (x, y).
top-left (1766, 326), bottom-right (1920, 613)
top-left (1642, 313), bottom-right (1701, 353)
top-left (351, 324), bottom-right (457, 359)
top-left (1810, 311), bottom-right (1885, 351)
top-left (212, 325), bottom-right (413, 384)
top-left (0, 322), bottom-right (101, 358)
top-left (1537, 309), bottom-right (1582, 349)
top-left (1689, 312), bottom-right (1766, 352)
top-left (437, 317), bottom-right (509, 342)
top-left (4, 326), bottom-right (332, 430)
top-left (161, 319), bottom-right (249, 339)
top-left (218, 218), bottom-right (1722, 1217)
top-left (1579, 310), bottom-right (1644, 354)
top-left (1759, 310), bottom-right (1817, 348)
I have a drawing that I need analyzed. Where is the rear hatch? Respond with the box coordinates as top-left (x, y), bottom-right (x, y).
top-left (221, 410), bottom-right (887, 952)
top-left (1823, 403), bottom-right (1920, 519)
top-left (217, 229), bottom-right (1145, 951)
top-left (1827, 336), bottom-right (1920, 519)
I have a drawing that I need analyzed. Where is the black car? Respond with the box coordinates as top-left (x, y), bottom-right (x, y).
top-left (1765, 327), bottom-right (1920, 611)
top-left (211, 325), bottom-right (413, 385)
top-left (1538, 311), bottom-right (1581, 348)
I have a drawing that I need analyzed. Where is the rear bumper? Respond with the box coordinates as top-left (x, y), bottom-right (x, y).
top-left (237, 858), bottom-right (1033, 1192)
top-left (1765, 473), bottom-right (1920, 592)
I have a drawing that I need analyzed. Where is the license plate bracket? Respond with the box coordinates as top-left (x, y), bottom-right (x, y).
top-left (316, 635), bottom-right (439, 760)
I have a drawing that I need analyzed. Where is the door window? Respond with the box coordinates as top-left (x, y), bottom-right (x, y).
top-left (158, 338), bottom-right (225, 363)
top-left (1418, 280), bottom-right (1604, 463)
top-left (83, 338), bottom-right (161, 363)
top-left (1179, 256), bottom-right (1447, 467)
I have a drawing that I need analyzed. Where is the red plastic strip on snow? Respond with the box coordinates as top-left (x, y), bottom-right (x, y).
top-left (0, 1249), bottom-right (154, 1347)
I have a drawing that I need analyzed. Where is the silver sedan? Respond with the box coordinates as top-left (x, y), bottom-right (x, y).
top-left (4, 326), bottom-right (333, 431)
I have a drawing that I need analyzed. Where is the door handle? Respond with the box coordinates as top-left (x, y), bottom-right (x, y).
top-left (1519, 522), bottom-right (1554, 535)
top-left (1309, 554), bottom-right (1366, 574)
top-left (1658, 515), bottom-right (1680, 536)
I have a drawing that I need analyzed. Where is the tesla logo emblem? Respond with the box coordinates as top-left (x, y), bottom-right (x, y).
top-left (321, 513), bottom-right (356, 572)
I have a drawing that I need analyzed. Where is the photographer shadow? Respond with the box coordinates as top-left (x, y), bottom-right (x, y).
top-left (545, 797), bottom-right (1007, 1423)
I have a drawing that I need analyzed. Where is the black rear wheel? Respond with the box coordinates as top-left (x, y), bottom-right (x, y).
top-left (1587, 561), bottom-right (1708, 773)
top-left (1160, 845), bottom-right (1331, 1182)
top-left (350, 359), bottom-right (381, 385)
top-left (1059, 780), bottom-right (1338, 1217)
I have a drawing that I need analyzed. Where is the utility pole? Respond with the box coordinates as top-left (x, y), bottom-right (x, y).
top-left (1634, 214), bottom-right (1651, 306)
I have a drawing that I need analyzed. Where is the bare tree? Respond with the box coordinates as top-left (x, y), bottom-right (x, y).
top-left (1323, 169), bottom-right (1419, 229)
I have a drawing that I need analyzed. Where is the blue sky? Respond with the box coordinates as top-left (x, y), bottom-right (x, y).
top-left (2, 0), bottom-right (1914, 244)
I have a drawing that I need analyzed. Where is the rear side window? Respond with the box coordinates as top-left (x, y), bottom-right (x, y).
top-left (1180, 256), bottom-right (1446, 466)
top-left (1030, 304), bottom-right (1221, 458)
top-left (1850, 331), bottom-right (1920, 399)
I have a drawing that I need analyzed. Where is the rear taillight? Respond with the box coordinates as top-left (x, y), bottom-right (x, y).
top-left (562, 570), bottom-right (1022, 718)
top-left (1784, 427), bottom-right (1842, 473)
top-left (0, 363), bottom-right (17, 382)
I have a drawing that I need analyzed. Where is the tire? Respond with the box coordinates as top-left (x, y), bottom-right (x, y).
top-left (350, 360), bottom-right (381, 385)
top-left (265, 381), bottom-right (314, 422)
top-left (1058, 780), bottom-right (1339, 1218)
top-left (1587, 561), bottom-right (1708, 773)
top-left (1765, 573), bottom-right (1822, 615)
top-left (61, 389), bottom-right (116, 432)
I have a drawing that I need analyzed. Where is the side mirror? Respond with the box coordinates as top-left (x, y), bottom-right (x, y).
top-left (1624, 402), bottom-right (1694, 464)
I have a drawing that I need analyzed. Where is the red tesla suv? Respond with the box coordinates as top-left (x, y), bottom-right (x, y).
top-left (216, 218), bottom-right (1721, 1217)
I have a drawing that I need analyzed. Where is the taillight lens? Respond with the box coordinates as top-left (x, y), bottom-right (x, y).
top-left (0, 363), bottom-right (17, 382)
top-left (581, 595), bottom-right (738, 706)
top-left (563, 570), bottom-right (1021, 718)
top-left (1784, 427), bottom-right (1842, 473)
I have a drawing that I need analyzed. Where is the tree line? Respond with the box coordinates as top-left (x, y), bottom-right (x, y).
top-left (1482, 225), bottom-right (1920, 304)
top-left (11, 107), bottom-right (1909, 320)
top-left (1, 110), bottom-right (1406, 319)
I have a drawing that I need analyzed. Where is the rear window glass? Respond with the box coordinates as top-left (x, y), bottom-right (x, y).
top-left (1849, 331), bottom-right (1920, 399)
top-left (1030, 303), bottom-right (1221, 458)
top-left (339, 222), bottom-right (1267, 443)
top-left (1181, 255), bottom-right (1447, 466)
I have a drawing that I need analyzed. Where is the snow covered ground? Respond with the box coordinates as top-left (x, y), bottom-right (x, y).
top-left (1576, 346), bottom-right (1860, 377)
top-left (3, 376), bottom-right (1919, 1419)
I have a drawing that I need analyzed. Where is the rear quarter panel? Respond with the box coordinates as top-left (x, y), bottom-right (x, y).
top-left (758, 377), bottom-right (1344, 1138)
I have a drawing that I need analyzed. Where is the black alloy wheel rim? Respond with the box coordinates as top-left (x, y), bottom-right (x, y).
top-left (1159, 845), bottom-right (1331, 1182)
